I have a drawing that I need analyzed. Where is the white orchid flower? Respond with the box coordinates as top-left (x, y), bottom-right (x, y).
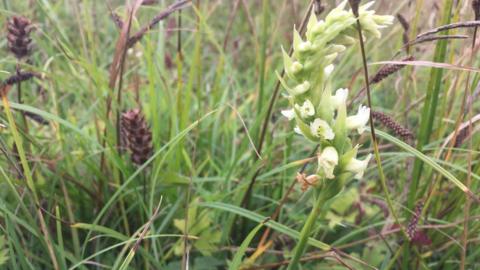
top-left (295, 99), bottom-right (315, 118)
top-left (318, 147), bottom-right (339, 179)
top-left (324, 64), bottom-right (335, 77)
top-left (294, 126), bottom-right (303, 135)
top-left (281, 109), bottom-right (295, 120)
top-left (346, 154), bottom-right (372, 179)
top-left (346, 105), bottom-right (370, 134)
top-left (331, 88), bottom-right (348, 109)
top-left (310, 118), bottom-right (335, 140)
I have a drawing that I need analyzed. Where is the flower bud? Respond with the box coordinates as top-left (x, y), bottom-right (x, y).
top-left (290, 61), bottom-right (303, 75)
top-left (327, 44), bottom-right (347, 54)
top-left (298, 41), bottom-right (313, 53)
top-left (373, 14), bottom-right (394, 26)
top-left (282, 47), bottom-right (303, 79)
top-left (291, 81), bottom-right (311, 96)
top-left (311, 20), bottom-right (326, 37)
top-left (325, 52), bottom-right (339, 63)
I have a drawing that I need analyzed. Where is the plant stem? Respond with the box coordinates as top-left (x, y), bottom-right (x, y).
top-left (287, 190), bottom-right (326, 270)
top-left (256, 0), bottom-right (269, 117)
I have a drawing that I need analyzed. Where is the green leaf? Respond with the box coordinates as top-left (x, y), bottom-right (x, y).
top-left (228, 222), bottom-right (264, 270)
top-left (71, 223), bottom-right (127, 241)
top-left (375, 130), bottom-right (470, 194)
top-left (198, 202), bottom-right (330, 250)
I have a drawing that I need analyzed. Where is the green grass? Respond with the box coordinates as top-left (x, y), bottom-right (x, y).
top-left (0, 0), bottom-right (479, 269)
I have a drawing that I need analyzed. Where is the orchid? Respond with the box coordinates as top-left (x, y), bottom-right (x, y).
top-left (346, 154), bottom-right (373, 179)
top-left (310, 118), bottom-right (335, 140)
top-left (317, 147), bottom-right (339, 179)
top-left (295, 100), bottom-right (315, 118)
top-left (346, 105), bottom-right (371, 134)
top-left (279, 0), bottom-right (392, 185)
top-left (280, 2), bottom-right (393, 269)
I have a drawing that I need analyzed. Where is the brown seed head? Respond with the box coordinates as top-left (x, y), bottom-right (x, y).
top-left (473, 0), bottom-right (480, 20)
top-left (110, 12), bottom-right (124, 29)
top-left (2, 71), bottom-right (38, 87)
top-left (372, 111), bottom-right (414, 142)
top-left (396, 14), bottom-right (410, 31)
top-left (396, 14), bottom-right (410, 47)
top-left (370, 56), bottom-right (414, 85)
top-left (314, 0), bottom-right (325, 16)
top-left (407, 202), bottom-right (423, 240)
top-left (7, 16), bottom-right (33, 59)
top-left (454, 127), bottom-right (470, 147)
top-left (121, 109), bottom-right (153, 165)
top-left (142, 0), bottom-right (158, 5)
top-left (348, 0), bottom-right (361, 17)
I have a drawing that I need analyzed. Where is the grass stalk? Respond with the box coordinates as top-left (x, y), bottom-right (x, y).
top-left (2, 93), bottom-right (60, 269)
top-left (407, 0), bottom-right (454, 211)
top-left (404, 1), bottom-right (453, 267)
top-left (256, 0), bottom-right (269, 116)
top-left (460, 21), bottom-right (478, 270)
top-left (16, 64), bottom-right (29, 136)
top-left (352, 5), bottom-right (409, 241)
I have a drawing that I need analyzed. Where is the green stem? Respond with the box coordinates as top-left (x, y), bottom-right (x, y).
top-left (256, 0), bottom-right (269, 117)
top-left (287, 190), bottom-right (327, 270)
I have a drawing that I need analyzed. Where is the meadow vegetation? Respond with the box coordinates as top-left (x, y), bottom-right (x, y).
top-left (0, 0), bottom-right (479, 269)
